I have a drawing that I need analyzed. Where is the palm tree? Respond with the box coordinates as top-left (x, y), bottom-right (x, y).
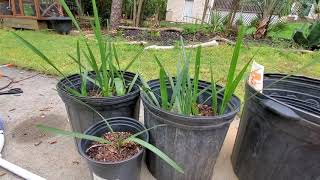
top-left (245, 0), bottom-right (292, 39)
top-left (110, 0), bottom-right (124, 30)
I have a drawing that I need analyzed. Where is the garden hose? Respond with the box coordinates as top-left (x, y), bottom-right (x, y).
top-left (0, 75), bottom-right (14, 91)
top-left (0, 116), bottom-right (46, 180)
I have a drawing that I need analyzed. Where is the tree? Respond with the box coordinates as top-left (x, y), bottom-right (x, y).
top-left (225, 0), bottom-right (241, 29)
top-left (201, 0), bottom-right (211, 24)
top-left (154, 0), bottom-right (166, 26)
top-left (245, 0), bottom-right (292, 39)
top-left (110, 0), bottom-right (124, 30)
top-left (133, 0), bottom-right (145, 26)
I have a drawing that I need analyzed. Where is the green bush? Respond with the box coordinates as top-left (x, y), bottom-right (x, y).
top-left (182, 24), bottom-right (199, 35)
top-left (249, 16), bottom-right (259, 28)
top-left (293, 21), bottom-right (320, 50)
top-left (209, 10), bottom-right (226, 32)
top-left (235, 16), bottom-right (244, 26)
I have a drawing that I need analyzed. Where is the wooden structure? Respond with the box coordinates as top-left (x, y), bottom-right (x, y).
top-left (0, 0), bottom-right (65, 29)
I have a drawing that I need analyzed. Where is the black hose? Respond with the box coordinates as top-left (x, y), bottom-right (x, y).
top-left (0, 75), bottom-right (14, 91)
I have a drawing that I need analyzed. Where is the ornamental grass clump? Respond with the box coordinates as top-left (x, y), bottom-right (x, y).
top-left (143, 26), bottom-right (252, 116)
top-left (13, 0), bottom-right (142, 97)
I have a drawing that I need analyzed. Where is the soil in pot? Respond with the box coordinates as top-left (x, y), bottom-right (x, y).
top-left (87, 132), bottom-right (141, 162)
top-left (197, 104), bottom-right (214, 116)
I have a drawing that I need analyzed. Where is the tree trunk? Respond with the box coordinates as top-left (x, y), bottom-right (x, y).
top-left (155, 5), bottom-right (160, 27)
top-left (226, 0), bottom-right (240, 29)
top-left (135, 0), bottom-right (144, 27)
top-left (201, 0), bottom-right (210, 24)
top-left (110, 0), bottom-right (124, 30)
top-left (253, 16), bottom-right (270, 39)
top-left (133, 0), bottom-right (137, 26)
top-left (253, 0), bottom-right (287, 39)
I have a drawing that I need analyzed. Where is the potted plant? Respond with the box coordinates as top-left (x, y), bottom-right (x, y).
top-left (141, 28), bottom-right (252, 179)
top-left (13, 0), bottom-right (143, 142)
top-left (37, 105), bottom-right (184, 180)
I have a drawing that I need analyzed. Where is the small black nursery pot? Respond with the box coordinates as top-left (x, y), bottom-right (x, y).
top-left (78, 117), bottom-right (149, 180)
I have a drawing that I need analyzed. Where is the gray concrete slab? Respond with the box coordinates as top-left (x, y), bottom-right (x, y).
top-left (0, 67), bottom-right (238, 180)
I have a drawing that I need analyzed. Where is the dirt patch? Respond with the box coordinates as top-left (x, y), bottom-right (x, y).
top-left (11, 114), bottom-right (68, 143)
top-left (198, 104), bottom-right (214, 116)
top-left (122, 29), bottom-right (216, 46)
top-left (87, 132), bottom-right (141, 162)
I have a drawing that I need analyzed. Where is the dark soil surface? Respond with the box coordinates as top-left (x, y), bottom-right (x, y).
top-left (86, 132), bottom-right (141, 162)
top-left (88, 89), bottom-right (102, 97)
top-left (121, 29), bottom-right (294, 48)
top-left (122, 29), bottom-right (216, 46)
top-left (198, 104), bottom-right (214, 116)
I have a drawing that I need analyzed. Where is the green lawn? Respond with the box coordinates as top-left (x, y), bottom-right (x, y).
top-left (0, 29), bottom-right (319, 100)
top-left (268, 22), bottom-right (310, 40)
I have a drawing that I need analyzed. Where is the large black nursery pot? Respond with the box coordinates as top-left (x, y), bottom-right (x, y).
top-left (232, 74), bottom-right (320, 180)
top-left (79, 117), bottom-right (149, 180)
top-left (141, 79), bottom-right (240, 180)
top-left (57, 71), bottom-right (141, 141)
top-left (47, 17), bottom-right (72, 34)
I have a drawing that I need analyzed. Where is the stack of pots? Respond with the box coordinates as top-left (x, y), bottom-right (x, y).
top-left (232, 74), bottom-right (320, 180)
top-left (57, 71), bottom-right (145, 180)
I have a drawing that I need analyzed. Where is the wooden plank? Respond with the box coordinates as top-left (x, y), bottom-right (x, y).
top-left (34, 0), bottom-right (40, 18)
top-left (19, 0), bottom-right (24, 16)
top-left (2, 17), bottom-right (47, 29)
top-left (0, 15), bottom-right (38, 19)
top-left (11, 0), bottom-right (17, 15)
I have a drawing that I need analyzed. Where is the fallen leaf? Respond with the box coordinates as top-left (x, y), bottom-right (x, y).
top-left (39, 107), bottom-right (52, 112)
top-left (49, 140), bottom-right (57, 145)
top-left (34, 141), bottom-right (42, 146)
top-left (72, 161), bottom-right (80, 165)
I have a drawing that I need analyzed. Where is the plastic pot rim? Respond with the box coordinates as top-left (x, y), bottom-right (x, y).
top-left (57, 72), bottom-right (140, 102)
top-left (78, 117), bottom-right (147, 165)
top-left (247, 79), bottom-right (320, 119)
top-left (141, 79), bottom-right (241, 123)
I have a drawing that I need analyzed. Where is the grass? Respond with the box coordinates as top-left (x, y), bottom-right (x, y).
top-left (268, 22), bottom-right (311, 40)
top-left (0, 29), bottom-right (319, 101)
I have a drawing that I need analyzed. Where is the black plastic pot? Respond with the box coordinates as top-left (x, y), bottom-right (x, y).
top-left (141, 79), bottom-right (240, 180)
top-left (79, 117), bottom-right (149, 180)
top-left (231, 74), bottom-right (320, 180)
top-left (47, 17), bottom-right (72, 34)
top-left (57, 72), bottom-right (140, 143)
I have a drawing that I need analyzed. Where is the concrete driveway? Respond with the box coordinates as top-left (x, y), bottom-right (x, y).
top-left (0, 67), bottom-right (239, 180)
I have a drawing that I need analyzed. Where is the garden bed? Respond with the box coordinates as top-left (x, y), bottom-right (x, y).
top-left (121, 29), bottom-right (216, 46)
top-left (119, 28), bottom-right (296, 48)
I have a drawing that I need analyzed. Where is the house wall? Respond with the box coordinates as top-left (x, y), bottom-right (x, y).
top-left (166, 0), bottom-right (211, 23)
top-left (166, 0), bottom-right (185, 22)
top-left (166, 0), bottom-right (280, 24)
